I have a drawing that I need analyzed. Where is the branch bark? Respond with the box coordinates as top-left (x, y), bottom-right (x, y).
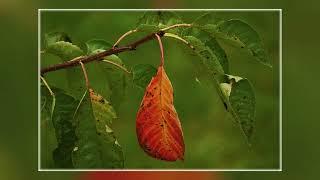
top-left (40, 31), bottom-right (165, 75)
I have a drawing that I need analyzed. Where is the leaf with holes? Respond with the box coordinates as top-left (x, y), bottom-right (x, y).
top-left (181, 28), bottom-right (229, 73)
top-left (216, 19), bottom-right (271, 67)
top-left (183, 36), bottom-right (225, 77)
top-left (72, 89), bottom-right (124, 168)
top-left (85, 39), bottom-right (129, 111)
top-left (136, 11), bottom-right (183, 34)
top-left (219, 75), bottom-right (256, 143)
top-left (136, 65), bottom-right (184, 161)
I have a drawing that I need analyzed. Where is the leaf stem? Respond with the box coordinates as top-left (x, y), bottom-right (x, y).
top-left (155, 33), bottom-right (164, 66)
top-left (40, 76), bottom-right (56, 118)
top-left (101, 59), bottom-right (131, 74)
top-left (79, 61), bottom-right (90, 89)
top-left (40, 76), bottom-right (54, 96)
top-left (160, 23), bottom-right (192, 31)
top-left (164, 33), bottom-right (194, 49)
top-left (112, 29), bottom-right (138, 48)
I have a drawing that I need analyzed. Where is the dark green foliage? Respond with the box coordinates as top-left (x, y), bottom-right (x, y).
top-left (132, 64), bottom-right (157, 89)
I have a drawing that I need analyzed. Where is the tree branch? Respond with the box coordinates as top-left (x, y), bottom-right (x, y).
top-left (40, 31), bottom-right (165, 75)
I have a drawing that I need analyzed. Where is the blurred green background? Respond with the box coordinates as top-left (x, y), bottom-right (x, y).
top-left (40, 10), bottom-right (278, 169)
top-left (0, 0), bottom-right (318, 179)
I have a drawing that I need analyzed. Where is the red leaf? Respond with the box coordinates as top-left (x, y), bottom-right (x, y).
top-left (136, 65), bottom-right (185, 161)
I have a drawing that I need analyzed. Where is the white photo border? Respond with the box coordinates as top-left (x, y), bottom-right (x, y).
top-left (38, 8), bottom-right (282, 172)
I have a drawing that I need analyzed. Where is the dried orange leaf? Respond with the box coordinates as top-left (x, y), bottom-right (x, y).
top-left (136, 66), bottom-right (185, 161)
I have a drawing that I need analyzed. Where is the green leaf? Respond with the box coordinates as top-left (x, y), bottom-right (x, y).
top-left (44, 32), bottom-right (85, 98)
top-left (137, 11), bottom-right (183, 33)
top-left (86, 39), bottom-right (112, 55)
top-left (72, 89), bottom-right (124, 168)
top-left (50, 87), bottom-right (78, 168)
top-left (132, 64), bottom-right (157, 89)
top-left (219, 75), bottom-right (256, 143)
top-left (101, 55), bottom-right (128, 111)
top-left (192, 12), bottom-right (223, 33)
top-left (183, 36), bottom-right (225, 77)
top-left (85, 39), bottom-right (128, 110)
top-left (44, 32), bottom-right (72, 48)
top-left (46, 41), bottom-right (83, 61)
top-left (40, 86), bottom-right (57, 168)
top-left (89, 89), bottom-right (124, 168)
top-left (216, 19), bottom-right (271, 67)
top-left (182, 28), bottom-right (229, 73)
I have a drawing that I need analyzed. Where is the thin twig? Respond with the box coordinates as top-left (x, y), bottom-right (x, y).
top-left (112, 29), bottom-right (138, 48)
top-left (155, 33), bottom-right (164, 66)
top-left (102, 59), bottom-right (131, 74)
top-left (79, 61), bottom-right (90, 89)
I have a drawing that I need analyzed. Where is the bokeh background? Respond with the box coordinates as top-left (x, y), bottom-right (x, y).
top-left (0, 0), bottom-right (318, 179)
top-left (40, 10), bottom-right (279, 169)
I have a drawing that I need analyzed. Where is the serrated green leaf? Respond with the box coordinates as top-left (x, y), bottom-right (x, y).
top-left (137, 11), bottom-right (183, 33)
top-left (132, 64), bottom-right (157, 89)
top-left (50, 87), bottom-right (78, 168)
top-left (89, 89), bottom-right (124, 168)
top-left (72, 90), bottom-right (102, 168)
top-left (181, 25), bottom-right (229, 73)
top-left (219, 75), bottom-right (256, 143)
top-left (216, 19), bottom-right (271, 67)
top-left (40, 86), bottom-right (57, 168)
top-left (86, 39), bottom-right (112, 55)
top-left (72, 89), bottom-right (124, 168)
top-left (183, 36), bottom-right (225, 76)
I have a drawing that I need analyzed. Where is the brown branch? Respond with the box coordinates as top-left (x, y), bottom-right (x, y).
top-left (40, 31), bottom-right (165, 75)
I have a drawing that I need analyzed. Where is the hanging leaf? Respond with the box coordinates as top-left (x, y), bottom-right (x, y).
top-left (216, 19), bottom-right (271, 67)
top-left (132, 64), bottom-right (157, 89)
top-left (40, 85), bottom-right (57, 168)
top-left (85, 39), bottom-right (129, 110)
top-left (50, 87), bottom-right (78, 168)
top-left (44, 32), bottom-right (85, 98)
top-left (72, 89), bottom-right (124, 168)
top-left (136, 11), bottom-right (183, 34)
top-left (136, 66), bottom-right (184, 161)
top-left (219, 75), bottom-right (256, 142)
top-left (181, 28), bottom-right (229, 73)
top-left (191, 12), bottom-right (223, 34)
top-left (183, 36), bottom-right (225, 77)
top-left (100, 55), bottom-right (128, 111)
top-left (89, 89), bottom-right (124, 168)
